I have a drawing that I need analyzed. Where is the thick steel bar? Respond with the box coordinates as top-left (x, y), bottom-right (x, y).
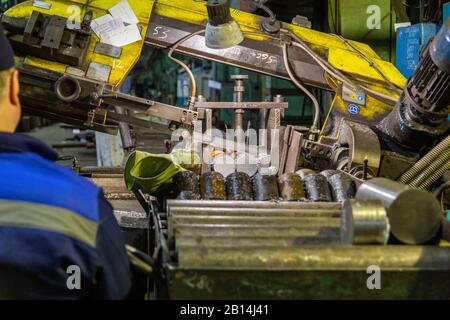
top-left (169, 217), bottom-right (340, 239)
top-left (172, 225), bottom-right (339, 239)
top-left (170, 216), bottom-right (339, 227)
top-left (177, 246), bottom-right (450, 269)
top-left (166, 200), bottom-right (342, 210)
top-left (168, 207), bottom-right (341, 217)
top-left (175, 236), bottom-right (340, 247)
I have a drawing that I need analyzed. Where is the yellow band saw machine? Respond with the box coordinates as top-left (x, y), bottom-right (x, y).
top-left (1, 0), bottom-right (450, 299)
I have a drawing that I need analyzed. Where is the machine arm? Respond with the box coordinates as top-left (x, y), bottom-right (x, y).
top-left (145, 17), bottom-right (330, 90)
top-left (1, 0), bottom-right (408, 134)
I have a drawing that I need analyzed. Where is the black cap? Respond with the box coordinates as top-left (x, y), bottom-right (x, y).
top-left (207, 0), bottom-right (232, 26)
top-left (0, 23), bottom-right (15, 71)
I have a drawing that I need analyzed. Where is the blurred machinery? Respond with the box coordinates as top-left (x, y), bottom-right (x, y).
top-left (1, 0), bottom-right (450, 299)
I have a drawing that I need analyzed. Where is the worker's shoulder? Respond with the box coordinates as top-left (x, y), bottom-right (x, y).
top-left (0, 151), bottom-right (104, 223)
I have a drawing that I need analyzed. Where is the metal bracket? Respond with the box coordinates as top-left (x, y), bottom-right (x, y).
top-left (195, 102), bottom-right (288, 110)
top-left (338, 120), bottom-right (381, 175)
top-left (2, 10), bottom-right (91, 66)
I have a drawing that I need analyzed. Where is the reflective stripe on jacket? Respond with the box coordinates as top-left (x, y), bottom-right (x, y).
top-left (0, 132), bottom-right (131, 299)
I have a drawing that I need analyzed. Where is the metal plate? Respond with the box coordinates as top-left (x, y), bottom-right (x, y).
top-left (94, 42), bottom-right (123, 59)
top-left (65, 66), bottom-right (85, 77)
top-left (341, 83), bottom-right (366, 106)
top-left (86, 62), bottom-right (112, 82)
top-left (167, 248), bottom-right (450, 299)
top-left (32, 1), bottom-right (52, 10)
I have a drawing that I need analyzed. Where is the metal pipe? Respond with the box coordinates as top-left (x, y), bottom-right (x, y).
top-left (231, 75), bottom-right (248, 145)
top-left (398, 135), bottom-right (450, 184)
top-left (249, 0), bottom-right (276, 24)
top-left (282, 42), bottom-right (320, 134)
top-left (167, 29), bottom-right (205, 99)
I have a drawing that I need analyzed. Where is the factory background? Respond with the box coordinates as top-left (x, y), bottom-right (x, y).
top-left (0, 0), bottom-right (449, 301)
top-left (3, 0), bottom-right (448, 156)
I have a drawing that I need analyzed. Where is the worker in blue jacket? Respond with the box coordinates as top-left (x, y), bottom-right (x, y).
top-left (0, 24), bottom-right (131, 299)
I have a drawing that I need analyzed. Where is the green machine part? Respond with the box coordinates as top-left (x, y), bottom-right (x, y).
top-left (328, 0), bottom-right (398, 62)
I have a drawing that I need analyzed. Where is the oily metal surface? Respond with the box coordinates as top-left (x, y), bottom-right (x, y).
top-left (175, 235), bottom-right (340, 247)
top-left (252, 173), bottom-right (279, 201)
top-left (304, 174), bottom-right (333, 202)
top-left (357, 178), bottom-right (442, 244)
top-left (170, 216), bottom-right (340, 227)
top-left (169, 216), bottom-right (340, 240)
top-left (328, 173), bottom-right (356, 202)
top-left (166, 200), bottom-right (342, 210)
top-left (320, 170), bottom-right (340, 180)
top-left (341, 200), bottom-right (390, 245)
top-left (163, 199), bottom-right (450, 299)
top-left (167, 267), bottom-right (450, 299)
top-left (200, 172), bottom-right (227, 200)
top-left (226, 172), bottom-right (254, 201)
top-left (89, 176), bottom-right (136, 200)
top-left (171, 224), bottom-right (340, 239)
top-left (177, 245), bottom-right (450, 269)
top-left (278, 173), bottom-right (306, 201)
top-left (168, 206), bottom-right (341, 218)
top-left (111, 199), bottom-right (148, 229)
top-left (173, 171), bottom-right (200, 200)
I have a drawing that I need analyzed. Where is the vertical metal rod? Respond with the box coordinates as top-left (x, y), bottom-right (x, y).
top-left (231, 75), bottom-right (248, 147)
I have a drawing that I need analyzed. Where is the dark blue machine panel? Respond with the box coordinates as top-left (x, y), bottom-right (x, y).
top-left (396, 23), bottom-right (439, 78)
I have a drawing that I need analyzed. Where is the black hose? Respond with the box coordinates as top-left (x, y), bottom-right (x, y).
top-left (250, 0), bottom-right (276, 24)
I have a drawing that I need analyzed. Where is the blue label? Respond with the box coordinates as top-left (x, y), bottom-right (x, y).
top-left (347, 104), bottom-right (360, 115)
